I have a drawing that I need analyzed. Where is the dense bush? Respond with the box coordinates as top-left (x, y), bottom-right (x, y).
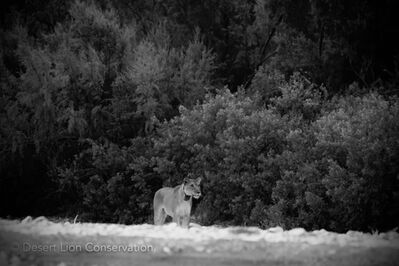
top-left (57, 137), bottom-right (159, 224)
top-left (55, 73), bottom-right (399, 230)
top-left (0, 1), bottom-right (214, 221)
top-left (151, 78), bottom-right (399, 232)
top-left (1, 0), bottom-right (399, 232)
top-left (314, 93), bottom-right (399, 231)
top-left (153, 89), bottom-right (289, 224)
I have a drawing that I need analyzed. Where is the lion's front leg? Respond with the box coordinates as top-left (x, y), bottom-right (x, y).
top-left (172, 213), bottom-right (181, 226)
top-left (181, 215), bottom-right (190, 228)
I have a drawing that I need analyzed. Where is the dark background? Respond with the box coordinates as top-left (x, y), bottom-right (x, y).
top-left (1, 0), bottom-right (399, 232)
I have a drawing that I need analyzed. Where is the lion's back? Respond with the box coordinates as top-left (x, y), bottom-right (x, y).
top-left (154, 186), bottom-right (178, 209)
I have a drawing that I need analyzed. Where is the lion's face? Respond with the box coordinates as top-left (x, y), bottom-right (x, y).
top-left (183, 177), bottom-right (202, 199)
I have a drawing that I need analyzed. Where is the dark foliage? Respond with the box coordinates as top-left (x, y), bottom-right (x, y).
top-left (1, 0), bottom-right (398, 232)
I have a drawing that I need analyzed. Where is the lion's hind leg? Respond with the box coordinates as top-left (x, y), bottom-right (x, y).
top-left (154, 206), bottom-right (167, 225)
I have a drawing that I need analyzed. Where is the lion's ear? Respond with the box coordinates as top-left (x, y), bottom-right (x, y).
top-left (196, 177), bottom-right (202, 184)
top-left (183, 177), bottom-right (189, 184)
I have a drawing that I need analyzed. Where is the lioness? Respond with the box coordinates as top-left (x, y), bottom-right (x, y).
top-left (153, 177), bottom-right (202, 227)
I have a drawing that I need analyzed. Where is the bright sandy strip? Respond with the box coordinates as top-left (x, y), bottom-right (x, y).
top-left (0, 217), bottom-right (398, 248)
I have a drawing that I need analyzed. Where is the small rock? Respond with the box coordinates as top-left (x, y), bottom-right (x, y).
top-left (288, 228), bottom-right (306, 236)
top-left (189, 223), bottom-right (201, 228)
top-left (21, 216), bottom-right (32, 224)
top-left (163, 247), bottom-right (171, 254)
top-left (315, 229), bottom-right (329, 235)
top-left (267, 226), bottom-right (283, 233)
